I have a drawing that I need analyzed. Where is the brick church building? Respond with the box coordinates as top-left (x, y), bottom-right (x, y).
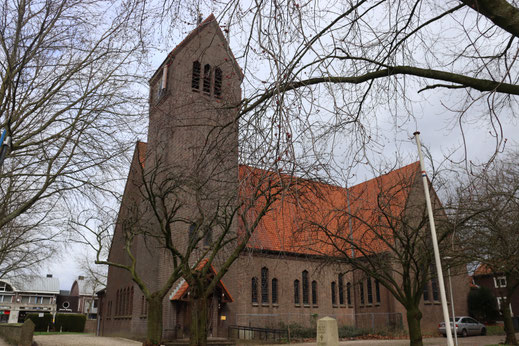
top-left (98, 15), bottom-right (470, 341)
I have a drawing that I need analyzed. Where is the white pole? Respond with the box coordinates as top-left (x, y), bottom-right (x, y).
top-left (413, 131), bottom-right (453, 346)
top-left (447, 265), bottom-right (458, 346)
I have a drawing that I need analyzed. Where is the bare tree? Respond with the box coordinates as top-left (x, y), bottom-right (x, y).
top-left (0, 0), bottom-right (151, 277)
top-left (73, 140), bottom-right (299, 345)
top-left (295, 161), bottom-right (460, 346)
top-left (456, 150), bottom-right (519, 345)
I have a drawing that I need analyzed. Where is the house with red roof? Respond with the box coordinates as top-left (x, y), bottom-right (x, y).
top-left (97, 14), bottom-right (470, 342)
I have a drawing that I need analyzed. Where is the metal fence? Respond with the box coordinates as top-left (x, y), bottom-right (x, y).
top-left (235, 312), bottom-right (403, 332)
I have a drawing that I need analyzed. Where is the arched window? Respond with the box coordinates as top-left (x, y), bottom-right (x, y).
top-left (311, 280), bottom-right (318, 305)
top-left (375, 279), bottom-right (381, 304)
top-left (367, 277), bottom-right (373, 305)
top-left (192, 61), bottom-right (201, 91)
top-left (302, 270), bottom-right (309, 305)
top-left (188, 223), bottom-right (197, 245)
top-left (272, 278), bottom-right (278, 304)
top-left (203, 64), bottom-right (211, 95)
top-left (115, 289), bottom-right (119, 316)
top-left (423, 282), bottom-right (430, 302)
top-left (294, 280), bottom-right (300, 305)
top-left (431, 277), bottom-right (439, 301)
top-left (261, 267), bottom-right (269, 304)
top-left (331, 282), bottom-right (337, 306)
top-left (251, 277), bottom-right (258, 304)
top-left (130, 287), bottom-right (134, 314)
top-left (347, 282), bottom-right (352, 306)
top-left (338, 273), bottom-right (344, 305)
top-left (360, 281), bottom-right (365, 305)
top-left (214, 67), bottom-right (222, 98)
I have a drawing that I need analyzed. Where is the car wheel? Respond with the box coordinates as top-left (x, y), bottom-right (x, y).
top-left (481, 327), bottom-right (486, 336)
top-left (461, 329), bottom-right (468, 337)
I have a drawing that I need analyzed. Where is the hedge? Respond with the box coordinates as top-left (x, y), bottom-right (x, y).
top-left (25, 313), bottom-right (53, 332)
top-left (54, 313), bottom-right (86, 332)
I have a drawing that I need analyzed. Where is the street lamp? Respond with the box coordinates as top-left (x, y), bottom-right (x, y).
top-left (444, 256), bottom-right (458, 346)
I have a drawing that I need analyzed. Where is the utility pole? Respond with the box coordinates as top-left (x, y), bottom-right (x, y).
top-left (413, 131), bottom-right (453, 346)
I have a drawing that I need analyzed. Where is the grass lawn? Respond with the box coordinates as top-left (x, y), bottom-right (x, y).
top-left (486, 325), bottom-right (505, 336)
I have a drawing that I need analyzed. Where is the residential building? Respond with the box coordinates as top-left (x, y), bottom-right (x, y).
top-left (0, 274), bottom-right (59, 323)
top-left (473, 264), bottom-right (519, 316)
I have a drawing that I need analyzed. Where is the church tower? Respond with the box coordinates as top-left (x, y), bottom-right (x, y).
top-left (145, 15), bottom-right (243, 339)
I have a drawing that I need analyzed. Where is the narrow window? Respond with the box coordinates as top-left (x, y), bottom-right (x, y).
top-left (141, 295), bottom-right (144, 315)
top-left (116, 289), bottom-right (120, 316)
top-left (130, 287), bottom-right (134, 314)
top-left (347, 282), bottom-right (352, 306)
top-left (302, 271), bottom-right (309, 305)
top-left (367, 277), bottom-right (373, 305)
top-left (189, 223), bottom-right (196, 246)
top-left (331, 282), bottom-right (337, 306)
top-left (203, 64), bottom-right (211, 95)
top-left (272, 278), bottom-right (278, 304)
top-left (214, 67), bottom-right (222, 98)
top-left (203, 227), bottom-right (212, 247)
top-left (423, 282), bottom-right (429, 301)
top-left (431, 277), bottom-right (439, 301)
top-left (312, 281), bottom-right (318, 305)
top-left (192, 61), bottom-right (201, 91)
top-left (360, 281), bottom-right (365, 305)
top-left (375, 279), bottom-right (381, 304)
top-left (261, 267), bottom-right (269, 304)
top-left (251, 277), bottom-right (258, 304)
top-left (294, 280), bottom-right (300, 305)
top-left (338, 274), bottom-right (344, 305)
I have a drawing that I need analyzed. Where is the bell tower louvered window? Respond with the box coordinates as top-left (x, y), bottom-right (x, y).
top-left (203, 64), bottom-right (211, 95)
top-left (192, 61), bottom-right (201, 91)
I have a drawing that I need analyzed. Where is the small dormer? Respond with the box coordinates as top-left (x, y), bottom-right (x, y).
top-left (0, 281), bottom-right (14, 292)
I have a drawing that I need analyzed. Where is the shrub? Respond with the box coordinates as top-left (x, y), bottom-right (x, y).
top-left (54, 313), bottom-right (86, 332)
top-left (25, 313), bottom-right (53, 332)
top-left (468, 287), bottom-right (499, 324)
top-left (285, 323), bottom-right (315, 339)
top-left (338, 325), bottom-right (369, 338)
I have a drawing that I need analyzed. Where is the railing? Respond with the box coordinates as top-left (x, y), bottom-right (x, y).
top-left (228, 325), bottom-right (287, 342)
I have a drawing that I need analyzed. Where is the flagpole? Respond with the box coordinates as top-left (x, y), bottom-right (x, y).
top-left (413, 131), bottom-right (453, 346)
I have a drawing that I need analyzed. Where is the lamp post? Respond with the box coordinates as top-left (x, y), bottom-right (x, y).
top-left (444, 256), bottom-right (458, 346)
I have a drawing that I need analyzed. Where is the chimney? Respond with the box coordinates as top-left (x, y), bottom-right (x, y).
top-left (46, 274), bottom-right (52, 278)
top-left (78, 276), bottom-right (85, 280)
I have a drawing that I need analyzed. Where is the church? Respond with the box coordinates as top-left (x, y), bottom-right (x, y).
top-left (97, 14), bottom-right (470, 342)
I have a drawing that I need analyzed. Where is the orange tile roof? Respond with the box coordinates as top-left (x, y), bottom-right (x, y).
top-left (169, 258), bottom-right (233, 302)
top-left (473, 263), bottom-right (493, 277)
top-left (136, 141), bottom-right (146, 167)
top-left (132, 142), bottom-right (421, 258)
top-left (239, 162), bottom-right (421, 257)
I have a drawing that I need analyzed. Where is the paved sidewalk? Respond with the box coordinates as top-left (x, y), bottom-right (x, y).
top-left (275, 333), bottom-right (518, 346)
top-left (34, 333), bottom-right (141, 346)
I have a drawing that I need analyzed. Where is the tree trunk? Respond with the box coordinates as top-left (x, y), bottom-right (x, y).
top-left (502, 301), bottom-right (518, 345)
top-left (144, 296), bottom-right (163, 346)
top-left (190, 296), bottom-right (209, 346)
top-left (406, 305), bottom-right (424, 346)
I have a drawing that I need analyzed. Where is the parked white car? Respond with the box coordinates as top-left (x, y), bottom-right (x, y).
top-left (438, 316), bottom-right (486, 337)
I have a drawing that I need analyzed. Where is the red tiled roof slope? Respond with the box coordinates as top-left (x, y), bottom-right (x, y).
top-left (131, 142), bottom-right (421, 258)
top-left (473, 263), bottom-right (492, 276)
top-left (239, 162), bottom-right (421, 257)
